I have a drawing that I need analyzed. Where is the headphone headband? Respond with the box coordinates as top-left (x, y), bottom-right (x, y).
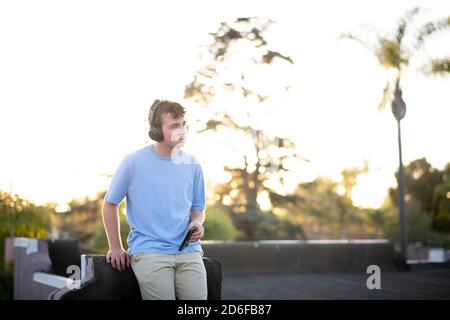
top-left (148, 99), bottom-right (161, 127)
top-left (148, 99), bottom-right (164, 142)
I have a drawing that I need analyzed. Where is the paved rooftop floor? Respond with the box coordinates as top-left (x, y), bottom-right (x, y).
top-left (221, 263), bottom-right (450, 300)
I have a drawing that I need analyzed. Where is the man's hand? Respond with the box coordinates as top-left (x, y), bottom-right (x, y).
top-left (106, 247), bottom-right (130, 272)
top-left (188, 221), bottom-right (204, 242)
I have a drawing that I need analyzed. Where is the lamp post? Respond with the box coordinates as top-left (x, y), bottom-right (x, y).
top-left (391, 80), bottom-right (407, 258)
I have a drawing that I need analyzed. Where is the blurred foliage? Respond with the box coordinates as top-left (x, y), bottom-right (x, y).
top-left (424, 58), bottom-right (450, 75)
top-left (56, 192), bottom-right (105, 243)
top-left (383, 198), bottom-right (433, 244)
top-left (203, 203), bottom-right (239, 241)
top-left (90, 200), bottom-right (130, 253)
top-left (0, 262), bottom-right (13, 300)
top-left (0, 191), bottom-right (52, 238)
top-left (209, 163), bottom-right (383, 241)
top-left (232, 208), bottom-right (306, 240)
top-left (45, 193), bottom-right (131, 254)
top-left (389, 158), bottom-right (450, 233)
top-left (278, 174), bottom-right (376, 240)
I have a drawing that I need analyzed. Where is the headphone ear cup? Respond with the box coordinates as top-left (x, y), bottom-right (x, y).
top-left (156, 128), bottom-right (163, 142)
top-left (149, 127), bottom-right (164, 142)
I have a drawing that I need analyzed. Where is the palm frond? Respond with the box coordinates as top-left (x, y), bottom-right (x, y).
top-left (416, 15), bottom-right (450, 49)
top-left (261, 50), bottom-right (294, 64)
top-left (339, 32), bottom-right (372, 51)
top-left (421, 57), bottom-right (450, 76)
top-left (377, 81), bottom-right (394, 112)
top-left (395, 7), bottom-right (420, 44)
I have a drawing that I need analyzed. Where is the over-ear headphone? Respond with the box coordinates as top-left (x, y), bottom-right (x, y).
top-left (148, 99), bottom-right (164, 142)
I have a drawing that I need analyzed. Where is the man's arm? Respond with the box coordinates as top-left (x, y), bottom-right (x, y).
top-left (188, 209), bottom-right (205, 242)
top-left (102, 201), bottom-right (130, 271)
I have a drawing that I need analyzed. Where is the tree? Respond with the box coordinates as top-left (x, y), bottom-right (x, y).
top-left (340, 161), bottom-right (370, 200)
top-left (0, 190), bottom-right (51, 239)
top-left (202, 203), bottom-right (240, 241)
top-left (389, 158), bottom-right (450, 233)
top-left (184, 17), bottom-right (306, 223)
top-left (383, 197), bottom-right (434, 245)
top-left (287, 177), bottom-right (367, 239)
top-left (56, 192), bottom-right (105, 243)
top-left (91, 199), bottom-right (130, 253)
top-left (431, 163), bottom-right (450, 232)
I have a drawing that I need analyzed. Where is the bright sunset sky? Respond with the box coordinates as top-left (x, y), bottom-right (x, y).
top-left (0, 0), bottom-right (449, 209)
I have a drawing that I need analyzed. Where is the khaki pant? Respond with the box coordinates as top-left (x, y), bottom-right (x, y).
top-left (131, 251), bottom-right (208, 300)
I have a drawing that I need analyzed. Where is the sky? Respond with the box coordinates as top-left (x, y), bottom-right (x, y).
top-left (0, 0), bottom-right (449, 209)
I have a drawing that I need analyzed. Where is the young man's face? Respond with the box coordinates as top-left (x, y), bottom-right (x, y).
top-left (160, 112), bottom-right (187, 148)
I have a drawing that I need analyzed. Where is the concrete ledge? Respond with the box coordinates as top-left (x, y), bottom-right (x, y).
top-left (202, 239), bottom-right (397, 275)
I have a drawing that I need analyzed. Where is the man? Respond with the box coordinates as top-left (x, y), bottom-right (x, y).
top-left (102, 99), bottom-right (207, 300)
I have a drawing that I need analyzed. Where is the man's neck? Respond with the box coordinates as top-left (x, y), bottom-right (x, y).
top-left (153, 142), bottom-right (174, 157)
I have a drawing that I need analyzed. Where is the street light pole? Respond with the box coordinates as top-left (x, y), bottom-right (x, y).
top-left (391, 80), bottom-right (407, 258)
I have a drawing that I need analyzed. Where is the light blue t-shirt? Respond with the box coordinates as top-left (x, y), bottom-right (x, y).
top-left (104, 144), bottom-right (205, 255)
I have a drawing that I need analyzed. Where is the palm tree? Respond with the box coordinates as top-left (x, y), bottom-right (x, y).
top-left (342, 7), bottom-right (449, 111)
top-left (341, 7), bottom-right (449, 257)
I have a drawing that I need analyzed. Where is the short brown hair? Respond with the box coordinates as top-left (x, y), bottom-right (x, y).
top-left (148, 99), bottom-right (186, 129)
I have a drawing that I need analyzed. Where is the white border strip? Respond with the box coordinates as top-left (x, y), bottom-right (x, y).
top-left (81, 255), bottom-right (86, 280)
top-left (14, 237), bottom-right (38, 254)
top-left (33, 272), bottom-right (69, 289)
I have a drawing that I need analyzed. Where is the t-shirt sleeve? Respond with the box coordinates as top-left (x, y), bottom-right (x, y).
top-left (191, 163), bottom-right (206, 211)
top-left (105, 155), bottom-right (131, 205)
